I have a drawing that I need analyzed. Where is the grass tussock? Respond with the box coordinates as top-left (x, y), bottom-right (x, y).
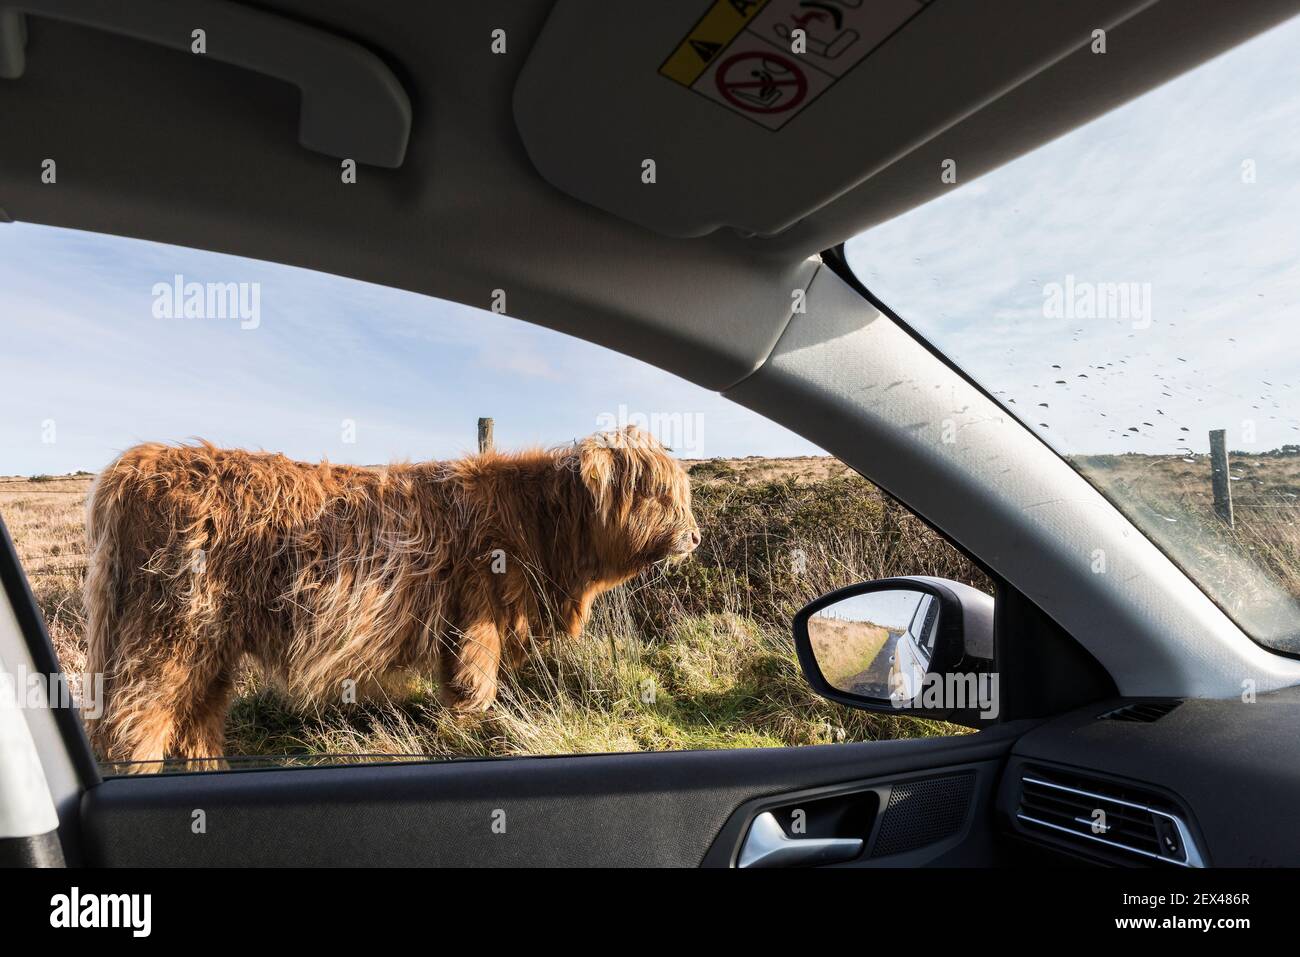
top-left (224, 607), bottom-right (953, 760)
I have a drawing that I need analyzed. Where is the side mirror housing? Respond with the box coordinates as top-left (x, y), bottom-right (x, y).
top-left (793, 576), bottom-right (997, 726)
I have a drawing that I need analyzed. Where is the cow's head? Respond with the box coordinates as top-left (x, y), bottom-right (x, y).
top-left (567, 426), bottom-right (700, 574)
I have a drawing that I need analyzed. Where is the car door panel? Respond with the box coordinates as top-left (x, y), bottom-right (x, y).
top-left (80, 725), bottom-right (1029, 867)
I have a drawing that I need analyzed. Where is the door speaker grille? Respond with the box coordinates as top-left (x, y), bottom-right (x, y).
top-left (870, 772), bottom-right (974, 857)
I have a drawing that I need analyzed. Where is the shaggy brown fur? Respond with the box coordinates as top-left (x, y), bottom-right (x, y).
top-left (83, 426), bottom-right (698, 764)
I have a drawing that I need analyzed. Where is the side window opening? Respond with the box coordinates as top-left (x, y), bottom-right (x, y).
top-left (0, 223), bottom-right (991, 773)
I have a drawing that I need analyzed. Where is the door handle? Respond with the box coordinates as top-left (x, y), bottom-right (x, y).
top-left (737, 811), bottom-right (864, 868)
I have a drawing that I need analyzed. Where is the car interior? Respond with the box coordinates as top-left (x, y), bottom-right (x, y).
top-left (2, 0), bottom-right (1300, 871)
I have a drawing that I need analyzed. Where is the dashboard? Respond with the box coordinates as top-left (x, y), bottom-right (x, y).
top-left (999, 687), bottom-right (1300, 867)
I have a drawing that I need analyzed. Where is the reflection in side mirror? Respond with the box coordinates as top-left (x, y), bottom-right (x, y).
top-left (793, 577), bottom-right (996, 725)
top-left (807, 588), bottom-right (936, 704)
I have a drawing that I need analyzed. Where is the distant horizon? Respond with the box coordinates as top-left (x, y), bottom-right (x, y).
top-left (6, 444), bottom-right (1300, 481)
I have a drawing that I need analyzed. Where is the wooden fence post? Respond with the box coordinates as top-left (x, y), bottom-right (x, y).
top-left (1209, 428), bottom-right (1234, 528)
top-left (477, 417), bottom-right (494, 454)
top-left (878, 489), bottom-right (900, 577)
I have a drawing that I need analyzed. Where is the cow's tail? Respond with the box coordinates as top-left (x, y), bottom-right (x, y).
top-left (81, 449), bottom-right (147, 753)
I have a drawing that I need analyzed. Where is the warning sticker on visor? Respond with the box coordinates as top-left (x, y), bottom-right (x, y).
top-left (659, 0), bottom-right (925, 130)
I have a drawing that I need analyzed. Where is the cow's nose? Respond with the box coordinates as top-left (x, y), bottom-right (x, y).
top-left (688, 529), bottom-right (701, 548)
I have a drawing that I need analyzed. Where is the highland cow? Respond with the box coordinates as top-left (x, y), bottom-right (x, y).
top-left (83, 426), bottom-right (699, 765)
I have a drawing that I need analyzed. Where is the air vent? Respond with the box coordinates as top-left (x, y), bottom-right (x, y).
top-left (1099, 700), bottom-right (1182, 723)
top-left (1015, 766), bottom-right (1203, 867)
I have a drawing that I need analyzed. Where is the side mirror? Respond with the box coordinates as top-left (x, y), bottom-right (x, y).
top-left (793, 577), bottom-right (997, 725)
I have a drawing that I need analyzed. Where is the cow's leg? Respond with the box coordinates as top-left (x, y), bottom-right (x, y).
top-left (86, 671), bottom-right (130, 763)
top-left (94, 617), bottom-right (238, 769)
top-left (502, 611), bottom-right (532, 668)
top-left (563, 584), bottom-right (604, 637)
top-left (438, 617), bottom-right (502, 712)
top-left (94, 659), bottom-right (183, 768)
top-left (99, 670), bottom-right (175, 768)
top-left (89, 618), bottom-right (183, 767)
top-left (169, 664), bottom-right (237, 767)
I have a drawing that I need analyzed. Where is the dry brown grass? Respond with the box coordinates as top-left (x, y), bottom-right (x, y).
top-left (0, 473), bottom-right (90, 677)
top-left (808, 616), bottom-right (892, 689)
top-left (1072, 452), bottom-right (1300, 651)
top-left (681, 455), bottom-right (857, 486)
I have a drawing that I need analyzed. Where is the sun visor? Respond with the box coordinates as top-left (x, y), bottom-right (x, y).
top-left (514, 0), bottom-right (1154, 239)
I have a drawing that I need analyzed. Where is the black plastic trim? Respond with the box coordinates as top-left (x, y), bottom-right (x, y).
top-left (0, 829), bottom-right (65, 867)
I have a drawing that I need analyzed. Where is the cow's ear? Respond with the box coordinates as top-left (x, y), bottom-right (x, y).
top-left (575, 439), bottom-right (618, 519)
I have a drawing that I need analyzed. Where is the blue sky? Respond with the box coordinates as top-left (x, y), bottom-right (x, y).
top-left (3, 13), bottom-right (1298, 475)
top-left (848, 13), bottom-right (1300, 457)
top-left (0, 225), bottom-right (822, 475)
